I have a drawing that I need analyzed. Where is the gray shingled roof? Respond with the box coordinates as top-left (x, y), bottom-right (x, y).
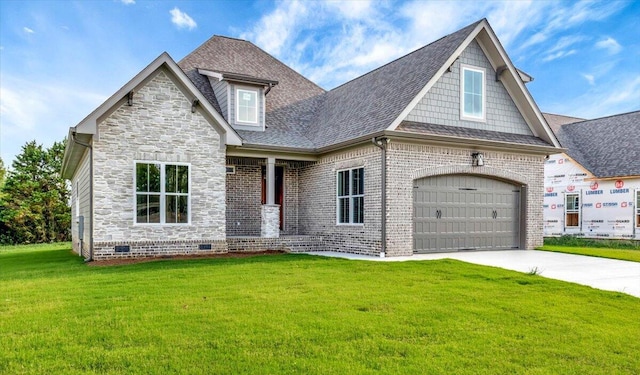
top-left (304, 20), bottom-right (482, 149)
top-left (398, 121), bottom-right (552, 147)
top-left (542, 112), bottom-right (584, 135)
top-left (554, 111), bottom-right (640, 178)
top-left (179, 20), bottom-right (556, 151)
top-left (179, 36), bottom-right (325, 112)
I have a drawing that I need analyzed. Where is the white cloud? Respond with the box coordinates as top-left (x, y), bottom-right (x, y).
top-left (239, 0), bottom-right (308, 57)
top-left (542, 49), bottom-right (577, 62)
top-left (518, 1), bottom-right (625, 53)
top-left (23, 27), bottom-right (34, 34)
top-left (540, 35), bottom-right (583, 62)
top-left (595, 37), bottom-right (622, 54)
top-left (120, 0), bottom-right (135, 4)
top-left (170, 7), bottom-right (196, 30)
top-left (0, 76), bottom-right (106, 164)
top-left (547, 35), bottom-right (584, 54)
top-left (582, 74), bottom-right (595, 85)
top-left (325, 0), bottom-right (373, 19)
top-left (551, 76), bottom-right (640, 118)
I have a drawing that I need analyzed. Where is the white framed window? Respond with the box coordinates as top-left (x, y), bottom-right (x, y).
top-left (135, 162), bottom-right (190, 225)
top-left (635, 190), bottom-right (640, 228)
top-left (565, 193), bottom-right (580, 228)
top-left (460, 65), bottom-right (485, 121)
top-left (236, 88), bottom-right (258, 124)
top-left (337, 167), bottom-right (364, 225)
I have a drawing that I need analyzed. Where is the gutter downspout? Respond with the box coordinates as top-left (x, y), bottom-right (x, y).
top-left (372, 137), bottom-right (388, 257)
top-left (71, 131), bottom-right (94, 262)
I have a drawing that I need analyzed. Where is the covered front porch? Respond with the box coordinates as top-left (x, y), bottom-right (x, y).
top-left (225, 155), bottom-right (313, 237)
top-left (225, 155), bottom-right (324, 253)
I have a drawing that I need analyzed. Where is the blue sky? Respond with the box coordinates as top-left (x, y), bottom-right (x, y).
top-left (1, 0), bottom-right (639, 166)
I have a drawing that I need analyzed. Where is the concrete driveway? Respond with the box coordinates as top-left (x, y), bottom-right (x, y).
top-left (306, 250), bottom-right (640, 298)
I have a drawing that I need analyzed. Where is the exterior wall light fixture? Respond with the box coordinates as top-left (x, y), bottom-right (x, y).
top-left (472, 152), bottom-right (484, 167)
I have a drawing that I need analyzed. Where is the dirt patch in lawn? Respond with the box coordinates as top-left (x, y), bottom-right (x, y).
top-left (88, 250), bottom-right (287, 267)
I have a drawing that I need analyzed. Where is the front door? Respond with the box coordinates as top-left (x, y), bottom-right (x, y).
top-left (261, 166), bottom-right (284, 230)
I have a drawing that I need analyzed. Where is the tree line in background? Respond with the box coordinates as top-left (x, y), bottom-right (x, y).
top-left (0, 140), bottom-right (71, 244)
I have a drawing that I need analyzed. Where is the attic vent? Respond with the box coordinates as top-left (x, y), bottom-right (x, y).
top-left (226, 166), bottom-right (236, 174)
top-left (115, 245), bottom-right (130, 253)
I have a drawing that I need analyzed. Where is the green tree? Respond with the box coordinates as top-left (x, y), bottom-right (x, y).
top-left (0, 140), bottom-right (70, 244)
top-left (0, 157), bottom-right (6, 187)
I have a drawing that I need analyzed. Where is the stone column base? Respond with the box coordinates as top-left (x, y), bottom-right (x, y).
top-left (261, 204), bottom-right (280, 238)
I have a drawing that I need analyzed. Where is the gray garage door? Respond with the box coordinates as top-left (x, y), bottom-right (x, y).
top-left (414, 174), bottom-right (521, 253)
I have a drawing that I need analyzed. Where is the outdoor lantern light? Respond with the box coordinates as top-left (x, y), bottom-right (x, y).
top-left (472, 152), bottom-right (484, 166)
top-left (127, 91), bottom-right (134, 106)
top-left (191, 99), bottom-right (199, 113)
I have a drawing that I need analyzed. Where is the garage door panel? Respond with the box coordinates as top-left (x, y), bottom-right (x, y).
top-left (413, 174), bottom-right (521, 253)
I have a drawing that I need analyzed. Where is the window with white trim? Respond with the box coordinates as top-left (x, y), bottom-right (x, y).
top-left (135, 162), bottom-right (190, 224)
top-left (565, 193), bottom-right (580, 228)
top-left (636, 190), bottom-right (640, 228)
top-left (337, 167), bottom-right (364, 224)
top-left (236, 88), bottom-right (258, 124)
top-left (461, 65), bottom-right (485, 121)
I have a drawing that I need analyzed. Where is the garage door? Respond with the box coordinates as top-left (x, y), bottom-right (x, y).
top-left (414, 174), bottom-right (521, 253)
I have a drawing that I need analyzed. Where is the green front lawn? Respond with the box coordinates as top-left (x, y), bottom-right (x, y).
top-left (538, 245), bottom-right (640, 262)
top-left (1, 244), bottom-right (639, 374)
top-left (539, 236), bottom-right (640, 262)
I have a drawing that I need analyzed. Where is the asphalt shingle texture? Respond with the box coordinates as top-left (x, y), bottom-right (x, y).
top-left (178, 19), bottom-right (556, 152)
top-left (303, 20), bottom-right (481, 149)
top-left (398, 121), bottom-right (552, 147)
top-left (554, 111), bottom-right (640, 178)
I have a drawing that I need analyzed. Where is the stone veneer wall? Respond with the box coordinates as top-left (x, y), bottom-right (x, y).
top-left (91, 69), bottom-right (228, 258)
top-left (298, 145), bottom-right (382, 256)
top-left (385, 141), bottom-right (545, 256)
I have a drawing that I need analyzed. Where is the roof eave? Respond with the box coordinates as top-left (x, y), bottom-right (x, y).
top-left (475, 25), bottom-right (561, 149)
top-left (61, 129), bottom-right (92, 180)
top-left (385, 130), bottom-right (564, 155)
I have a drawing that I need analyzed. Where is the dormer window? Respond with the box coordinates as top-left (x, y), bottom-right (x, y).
top-left (236, 88), bottom-right (258, 124)
top-left (460, 65), bottom-right (485, 122)
top-left (197, 69), bottom-right (278, 132)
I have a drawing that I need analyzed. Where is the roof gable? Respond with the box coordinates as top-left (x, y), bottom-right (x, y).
top-left (387, 19), bottom-right (560, 148)
top-left (62, 52), bottom-right (242, 179)
top-left (404, 39), bottom-right (533, 136)
top-left (302, 20), bottom-right (482, 149)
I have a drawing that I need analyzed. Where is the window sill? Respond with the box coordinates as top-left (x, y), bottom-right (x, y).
top-left (133, 223), bottom-right (192, 227)
top-left (460, 114), bottom-right (486, 123)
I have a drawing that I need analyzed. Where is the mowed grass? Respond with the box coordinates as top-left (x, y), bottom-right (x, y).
top-left (1, 244), bottom-right (639, 374)
top-left (538, 245), bottom-right (640, 262)
top-left (539, 237), bottom-right (640, 262)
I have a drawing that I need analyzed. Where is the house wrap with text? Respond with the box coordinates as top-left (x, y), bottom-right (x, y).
top-left (543, 111), bottom-right (640, 239)
top-left (61, 19), bottom-right (561, 260)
